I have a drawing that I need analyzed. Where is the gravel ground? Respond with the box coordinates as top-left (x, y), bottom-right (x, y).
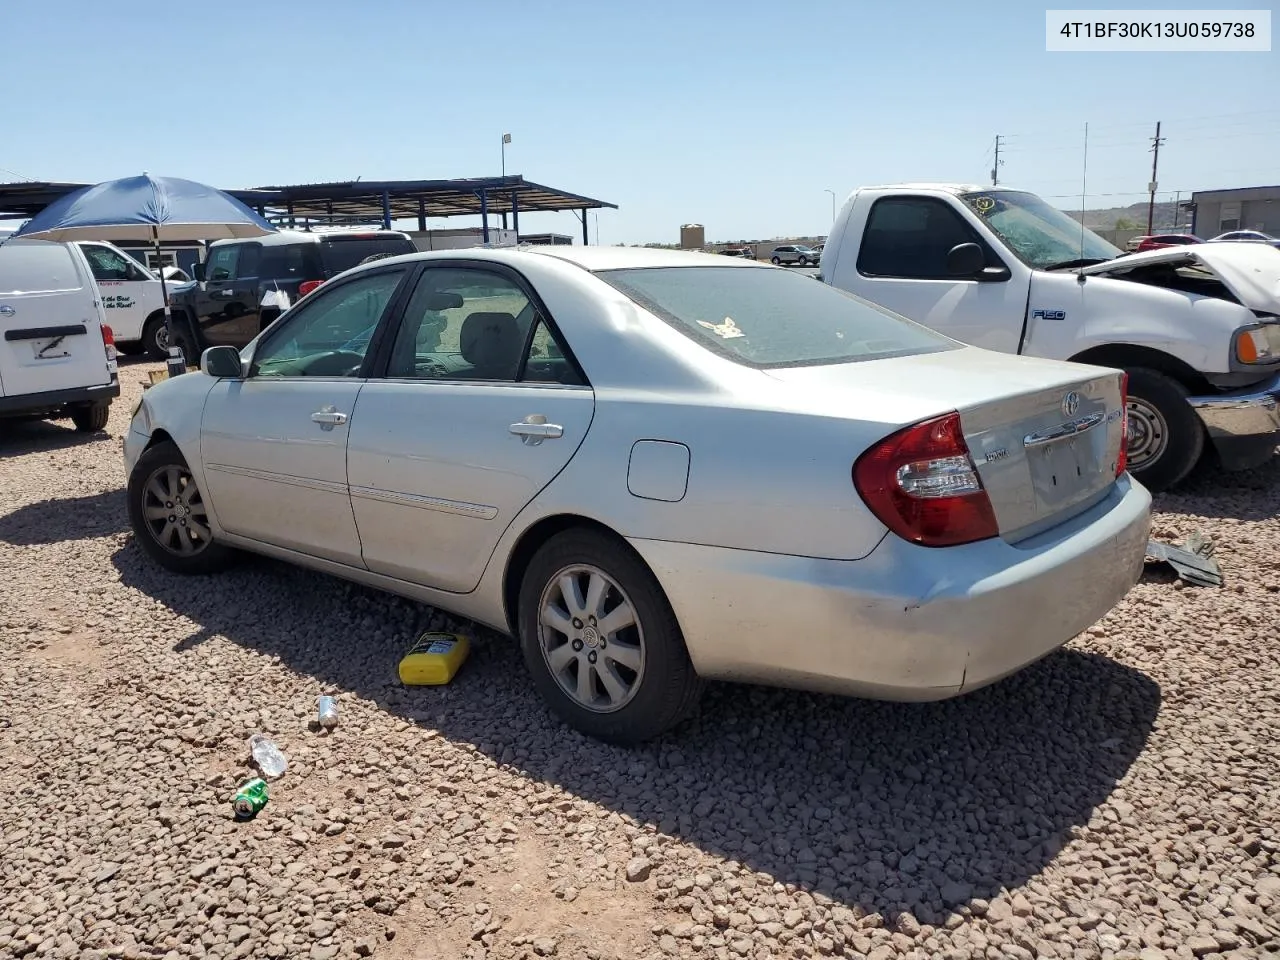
top-left (1, 360), bottom-right (1277, 960)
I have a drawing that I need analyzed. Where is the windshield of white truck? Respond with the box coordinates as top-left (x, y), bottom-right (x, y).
top-left (596, 265), bottom-right (956, 368)
top-left (960, 190), bottom-right (1121, 270)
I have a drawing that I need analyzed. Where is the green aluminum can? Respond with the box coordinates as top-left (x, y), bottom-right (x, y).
top-left (232, 778), bottom-right (269, 819)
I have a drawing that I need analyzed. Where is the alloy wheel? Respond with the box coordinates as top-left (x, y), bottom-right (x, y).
top-left (537, 564), bottom-right (646, 713)
top-left (140, 464), bottom-right (213, 556)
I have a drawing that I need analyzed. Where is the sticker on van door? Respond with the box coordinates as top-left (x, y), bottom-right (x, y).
top-left (98, 282), bottom-right (135, 310)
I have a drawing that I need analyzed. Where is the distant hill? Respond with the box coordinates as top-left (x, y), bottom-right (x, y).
top-left (1064, 200), bottom-right (1182, 232)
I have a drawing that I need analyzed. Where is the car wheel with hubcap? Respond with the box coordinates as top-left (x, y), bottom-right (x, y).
top-left (799, 256), bottom-right (809, 266)
top-left (1123, 367), bottom-right (1204, 493)
top-left (771, 256), bottom-right (781, 265)
top-left (127, 440), bottom-right (233, 574)
top-left (518, 528), bottom-right (703, 744)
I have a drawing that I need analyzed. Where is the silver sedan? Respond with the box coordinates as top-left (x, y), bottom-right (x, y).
top-left (122, 246), bottom-right (1152, 744)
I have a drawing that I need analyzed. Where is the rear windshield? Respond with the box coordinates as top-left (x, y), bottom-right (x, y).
top-left (321, 236), bottom-right (416, 275)
top-left (0, 242), bottom-right (84, 294)
top-left (595, 266), bottom-right (955, 368)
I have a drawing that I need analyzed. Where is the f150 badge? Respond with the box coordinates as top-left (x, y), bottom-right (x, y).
top-left (1032, 308), bottom-right (1067, 321)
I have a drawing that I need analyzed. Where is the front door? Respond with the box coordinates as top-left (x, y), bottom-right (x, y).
top-left (346, 264), bottom-right (595, 592)
top-left (193, 242), bottom-right (262, 347)
top-left (78, 242), bottom-right (152, 344)
top-left (842, 194), bottom-right (1032, 353)
top-left (199, 266), bottom-right (411, 565)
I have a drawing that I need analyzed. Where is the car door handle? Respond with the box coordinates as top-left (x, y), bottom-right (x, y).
top-left (311, 406), bottom-right (349, 428)
top-left (510, 417), bottom-right (563, 445)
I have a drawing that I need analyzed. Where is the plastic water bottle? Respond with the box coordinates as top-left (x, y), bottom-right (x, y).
top-left (316, 696), bottom-right (338, 730)
top-left (248, 734), bottom-right (287, 779)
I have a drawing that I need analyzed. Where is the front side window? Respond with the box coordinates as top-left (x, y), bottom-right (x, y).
top-left (205, 245), bottom-right (241, 281)
top-left (81, 244), bottom-right (134, 281)
top-left (384, 267), bottom-right (580, 384)
top-left (960, 190), bottom-right (1121, 269)
top-left (596, 265), bottom-right (954, 368)
top-left (857, 196), bottom-right (994, 280)
top-left (250, 269), bottom-right (405, 378)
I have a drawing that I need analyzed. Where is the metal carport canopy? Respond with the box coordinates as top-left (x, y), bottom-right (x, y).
top-left (250, 176), bottom-right (617, 221)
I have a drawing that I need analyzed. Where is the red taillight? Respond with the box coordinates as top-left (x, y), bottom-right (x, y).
top-left (298, 280), bottom-right (324, 297)
top-left (1116, 371), bottom-right (1129, 477)
top-left (100, 324), bottom-right (116, 360)
top-left (852, 411), bottom-right (999, 548)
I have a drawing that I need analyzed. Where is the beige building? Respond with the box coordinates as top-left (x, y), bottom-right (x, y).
top-left (1188, 186), bottom-right (1280, 238)
top-left (679, 223), bottom-right (705, 249)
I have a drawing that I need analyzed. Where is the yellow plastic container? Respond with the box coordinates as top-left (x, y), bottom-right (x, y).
top-left (398, 632), bottom-right (470, 686)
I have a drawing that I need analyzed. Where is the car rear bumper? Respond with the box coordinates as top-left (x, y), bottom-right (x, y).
top-left (1187, 372), bottom-right (1280, 471)
top-left (0, 380), bottom-right (119, 419)
top-left (628, 474), bottom-right (1151, 700)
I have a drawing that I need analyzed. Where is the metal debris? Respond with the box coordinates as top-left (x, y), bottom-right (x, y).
top-left (1145, 531), bottom-right (1223, 587)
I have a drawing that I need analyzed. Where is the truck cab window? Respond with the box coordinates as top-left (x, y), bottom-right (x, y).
top-left (857, 197), bottom-right (986, 280)
top-left (205, 245), bottom-right (241, 281)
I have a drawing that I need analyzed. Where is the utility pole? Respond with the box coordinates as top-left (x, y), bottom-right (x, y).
top-left (991, 135), bottom-right (1004, 186)
top-left (1146, 121), bottom-right (1164, 234)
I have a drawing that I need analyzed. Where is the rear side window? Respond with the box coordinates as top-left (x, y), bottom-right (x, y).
top-left (596, 266), bottom-right (955, 368)
top-left (0, 242), bottom-right (84, 294)
top-left (259, 244), bottom-right (320, 281)
top-left (321, 236), bottom-right (416, 276)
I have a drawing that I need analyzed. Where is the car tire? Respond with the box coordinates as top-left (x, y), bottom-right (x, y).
top-left (141, 312), bottom-right (170, 361)
top-left (1123, 367), bottom-right (1205, 493)
top-left (771, 256), bottom-right (781, 265)
top-left (127, 440), bottom-right (234, 574)
top-left (799, 256), bottom-right (809, 266)
top-left (517, 528), bottom-right (704, 745)
top-left (70, 401), bottom-right (110, 432)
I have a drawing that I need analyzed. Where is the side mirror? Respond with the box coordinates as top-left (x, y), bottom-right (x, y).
top-left (200, 345), bottom-right (244, 379)
top-left (192, 262), bottom-right (206, 282)
top-left (946, 242), bottom-right (986, 277)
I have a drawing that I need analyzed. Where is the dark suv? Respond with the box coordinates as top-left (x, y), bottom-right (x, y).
top-left (166, 229), bottom-right (416, 356)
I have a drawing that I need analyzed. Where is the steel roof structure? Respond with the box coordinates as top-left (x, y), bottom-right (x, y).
top-left (0, 175), bottom-right (617, 243)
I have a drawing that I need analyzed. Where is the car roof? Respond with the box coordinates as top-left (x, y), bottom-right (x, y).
top-left (519, 244), bottom-right (762, 271)
top-left (208, 229), bottom-right (413, 250)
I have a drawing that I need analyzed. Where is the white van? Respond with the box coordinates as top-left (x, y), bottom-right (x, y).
top-left (75, 240), bottom-right (190, 360)
top-left (0, 238), bottom-right (120, 431)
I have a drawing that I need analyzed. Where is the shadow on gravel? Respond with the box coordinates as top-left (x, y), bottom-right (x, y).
top-left (0, 489), bottom-right (128, 544)
top-left (1156, 452), bottom-right (1280, 522)
top-left (0, 420), bottom-right (117, 460)
top-left (112, 539), bottom-right (1160, 925)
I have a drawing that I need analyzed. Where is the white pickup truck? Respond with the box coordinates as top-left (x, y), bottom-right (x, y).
top-left (819, 184), bottom-right (1280, 491)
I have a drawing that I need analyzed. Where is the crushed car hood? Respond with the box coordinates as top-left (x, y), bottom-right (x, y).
top-left (1080, 244), bottom-right (1280, 313)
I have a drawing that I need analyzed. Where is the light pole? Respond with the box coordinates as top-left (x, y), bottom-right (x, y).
top-left (824, 189), bottom-right (836, 223)
top-left (501, 132), bottom-right (512, 177)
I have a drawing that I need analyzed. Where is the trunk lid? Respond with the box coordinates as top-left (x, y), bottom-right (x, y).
top-left (0, 239), bottom-right (114, 398)
top-left (765, 347), bottom-right (1126, 541)
top-left (1079, 244), bottom-right (1280, 312)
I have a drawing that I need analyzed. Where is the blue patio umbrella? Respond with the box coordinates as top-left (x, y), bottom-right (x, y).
top-left (13, 174), bottom-right (276, 359)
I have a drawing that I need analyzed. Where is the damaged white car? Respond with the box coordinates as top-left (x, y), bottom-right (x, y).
top-left (819, 184), bottom-right (1280, 491)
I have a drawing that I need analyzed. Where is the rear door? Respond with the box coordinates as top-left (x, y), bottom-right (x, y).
top-left (0, 240), bottom-right (113, 397)
top-left (346, 262), bottom-right (595, 592)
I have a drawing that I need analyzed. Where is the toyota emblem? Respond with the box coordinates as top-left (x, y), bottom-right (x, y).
top-left (1061, 391), bottom-right (1081, 417)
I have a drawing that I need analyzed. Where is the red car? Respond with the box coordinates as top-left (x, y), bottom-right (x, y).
top-left (1136, 234), bottom-right (1202, 252)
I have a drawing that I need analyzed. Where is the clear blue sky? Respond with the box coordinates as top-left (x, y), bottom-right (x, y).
top-left (3, 0), bottom-right (1276, 244)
